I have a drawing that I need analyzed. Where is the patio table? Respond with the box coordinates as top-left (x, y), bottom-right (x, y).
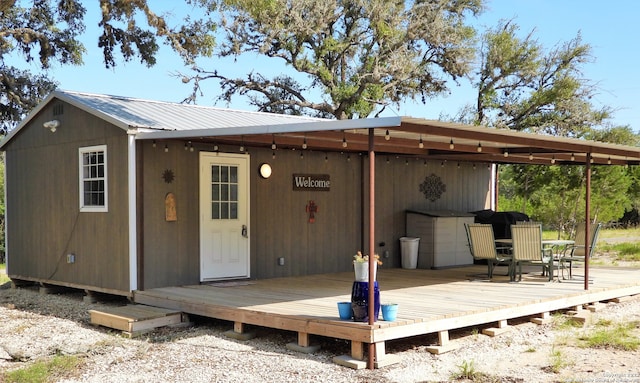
top-left (494, 239), bottom-right (574, 281)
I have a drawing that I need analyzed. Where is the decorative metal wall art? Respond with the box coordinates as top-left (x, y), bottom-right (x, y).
top-left (419, 173), bottom-right (446, 202)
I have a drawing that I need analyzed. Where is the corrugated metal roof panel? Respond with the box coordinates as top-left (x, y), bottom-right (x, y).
top-left (59, 90), bottom-right (326, 131)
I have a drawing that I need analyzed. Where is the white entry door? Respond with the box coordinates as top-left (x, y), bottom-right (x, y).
top-left (199, 153), bottom-right (250, 281)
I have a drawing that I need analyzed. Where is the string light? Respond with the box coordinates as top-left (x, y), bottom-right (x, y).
top-left (271, 136), bottom-right (277, 150)
top-left (342, 131), bottom-right (347, 148)
top-left (529, 152), bottom-right (533, 161)
top-left (477, 142), bottom-right (482, 152)
top-left (607, 157), bottom-right (612, 165)
top-left (551, 156), bottom-right (555, 164)
top-left (152, 140), bottom-right (156, 148)
top-left (571, 153), bottom-right (575, 161)
top-left (419, 135), bottom-right (424, 149)
top-left (189, 141), bottom-right (194, 152)
top-left (385, 130), bottom-right (390, 141)
top-left (449, 139), bottom-right (454, 149)
top-left (164, 144), bottom-right (169, 153)
top-left (184, 142), bottom-right (188, 151)
top-left (302, 136), bottom-right (307, 150)
top-left (503, 149), bottom-right (509, 158)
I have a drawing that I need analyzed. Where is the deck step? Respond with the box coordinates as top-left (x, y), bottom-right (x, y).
top-left (89, 304), bottom-right (185, 337)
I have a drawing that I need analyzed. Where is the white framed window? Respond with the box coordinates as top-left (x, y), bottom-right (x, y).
top-left (79, 145), bottom-right (108, 212)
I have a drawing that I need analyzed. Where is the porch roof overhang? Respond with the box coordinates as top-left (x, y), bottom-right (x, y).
top-left (135, 116), bottom-right (640, 166)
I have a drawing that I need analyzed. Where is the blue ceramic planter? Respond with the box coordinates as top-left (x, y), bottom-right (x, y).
top-left (351, 281), bottom-right (380, 322)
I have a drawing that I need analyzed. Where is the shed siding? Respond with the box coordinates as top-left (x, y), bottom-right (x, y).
top-left (365, 157), bottom-right (491, 268)
top-left (4, 102), bottom-right (130, 293)
top-left (139, 142), bottom-right (489, 288)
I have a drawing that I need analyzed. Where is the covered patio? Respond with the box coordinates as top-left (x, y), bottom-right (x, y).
top-left (136, 114), bottom-right (640, 368)
top-left (132, 265), bottom-right (640, 369)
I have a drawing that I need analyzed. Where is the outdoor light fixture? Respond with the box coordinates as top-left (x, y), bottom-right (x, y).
top-left (184, 142), bottom-right (188, 151)
top-left (385, 130), bottom-right (390, 140)
top-left (551, 156), bottom-right (556, 164)
top-left (342, 132), bottom-right (347, 148)
top-left (449, 139), bottom-right (454, 149)
top-left (259, 163), bottom-right (272, 179)
top-left (152, 140), bottom-right (156, 148)
top-left (164, 144), bottom-right (169, 153)
top-left (419, 135), bottom-right (424, 149)
top-left (271, 136), bottom-right (277, 150)
top-left (189, 141), bottom-right (194, 152)
top-left (213, 143), bottom-right (219, 151)
top-left (477, 142), bottom-right (482, 152)
top-left (503, 149), bottom-right (509, 158)
top-left (43, 119), bottom-right (59, 132)
top-left (571, 153), bottom-right (575, 161)
top-left (302, 136), bottom-right (308, 150)
top-left (608, 157), bottom-right (612, 165)
top-left (529, 153), bottom-right (534, 161)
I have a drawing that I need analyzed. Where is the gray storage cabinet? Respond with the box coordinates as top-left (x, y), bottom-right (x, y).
top-left (405, 210), bottom-right (475, 269)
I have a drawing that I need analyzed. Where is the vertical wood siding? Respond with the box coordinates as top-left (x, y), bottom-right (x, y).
top-left (4, 102), bottom-right (130, 293)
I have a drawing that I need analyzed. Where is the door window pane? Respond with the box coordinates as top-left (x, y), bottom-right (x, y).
top-left (210, 164), bottom-right (240, 220)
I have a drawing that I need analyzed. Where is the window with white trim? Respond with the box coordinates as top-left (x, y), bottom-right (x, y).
top-left (79, 145), bottom-right (108, 212)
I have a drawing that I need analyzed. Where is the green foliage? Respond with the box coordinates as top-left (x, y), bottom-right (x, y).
top-left (471, 19), bottom-right (611, 133)
top-left (579, 322), bottom-right (640, 351)
top-left (450, 360), bottom-right (484, 381)
top-left (1, 1), bottom-right (215, 133)
top-left (3, 354), bottom-right (82, 383)
top-left (185, 0), bottom-right (483, 119)
top-left (548, 347), bottom-right (570, 373)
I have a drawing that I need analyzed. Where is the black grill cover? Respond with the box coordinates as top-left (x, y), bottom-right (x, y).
top-left (470, 209), bottom-right (530, 239)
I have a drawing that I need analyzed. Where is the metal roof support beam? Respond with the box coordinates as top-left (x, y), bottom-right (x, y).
top-left (367, 128), bottom-right (376, 369)
top-left (585, 153), bottom-right (592, 290)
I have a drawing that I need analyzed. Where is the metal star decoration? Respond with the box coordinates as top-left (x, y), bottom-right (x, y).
top-left (162, 169), bottom-right (175, 183)
top-left (419, 173), bottom-right (446, 202)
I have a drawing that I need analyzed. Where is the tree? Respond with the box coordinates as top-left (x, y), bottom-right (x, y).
top-left (181, 0), bottom-right (484, 119)
top-left (0, 0), bottom-right (216, 133)
top-left (470, 20), bottom-right (633, 234)
top-left (473, 20), bottom-right (611, 134)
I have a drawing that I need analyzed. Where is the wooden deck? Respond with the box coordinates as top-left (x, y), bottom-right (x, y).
top-left (133, 265), bottom-right (640, 368)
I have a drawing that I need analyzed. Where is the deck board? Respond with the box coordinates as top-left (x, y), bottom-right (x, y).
top-left (134, 265), bottom-right (640, 350)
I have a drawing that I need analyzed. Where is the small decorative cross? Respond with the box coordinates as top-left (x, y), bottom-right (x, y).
top-left (306, 200), bottom-right (318, 223)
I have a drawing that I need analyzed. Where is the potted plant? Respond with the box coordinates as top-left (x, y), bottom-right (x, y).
top-left (351, 251), bottom-right (382, 322)
top-left (352, 251), bottom-right (382, 282)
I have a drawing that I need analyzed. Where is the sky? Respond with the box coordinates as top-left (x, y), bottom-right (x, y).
top-left (38, 0), bottom-right (640, 131)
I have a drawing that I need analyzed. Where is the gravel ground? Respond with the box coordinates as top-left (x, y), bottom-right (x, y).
top-left (1, 270), bottom-right (640, 382)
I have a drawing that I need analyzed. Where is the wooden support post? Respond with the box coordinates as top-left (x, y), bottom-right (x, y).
top-left (425, 330), bottom-right (458, 354)
top-left (482, 319), bottom-right (511, 337)
top-left (531, 311), bottom-right (552, 325)
top-left (223, 321), bottom-right (256, 341)
top-left (373, 341), bottom-right (400, 368)
top-left (286, 332), bottom-right (320, 354)
top-left (333, 341), bottom-right (366, 369)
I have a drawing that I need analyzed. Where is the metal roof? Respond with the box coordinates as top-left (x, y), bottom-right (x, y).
top-left (3, 90), bottom-right (640, 166)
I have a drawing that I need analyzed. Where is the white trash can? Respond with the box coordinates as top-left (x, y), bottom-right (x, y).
top-left (399, 237), bottom-right (420, 269)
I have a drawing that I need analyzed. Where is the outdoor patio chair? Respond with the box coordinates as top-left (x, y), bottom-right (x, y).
top-left (560, 222), bottom-right (602, 279)
top-left (464, 223), bottom-right (512, 279)
top-left (510, 224), bottom-right (556, 282)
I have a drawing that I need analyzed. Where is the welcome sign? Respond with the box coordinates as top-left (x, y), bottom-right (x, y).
top-left (292, 174), bottom-right (331, 191)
